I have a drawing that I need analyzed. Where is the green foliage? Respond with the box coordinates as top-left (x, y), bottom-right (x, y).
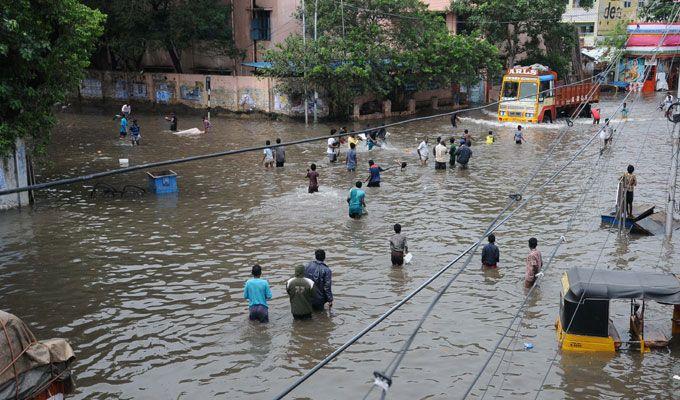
top-left (639, 0), bottom-right (677, 22)
top-left (84, 0), bottom-right (240, 72)
top-left (601, 20), bottom-right (628, 50)
top-left (262, 0), bottom-right (501, 118)
top-left (0, 0), bottom-right (105, 155)
top-left (452, 0), bottom-right (574, 70)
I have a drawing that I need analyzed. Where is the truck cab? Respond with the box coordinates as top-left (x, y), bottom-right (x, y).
top-left (498, 64), bottom-right (556, 124)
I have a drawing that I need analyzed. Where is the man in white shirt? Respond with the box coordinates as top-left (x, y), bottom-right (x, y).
top-left (327, 130), bottom-right (339, 163)
top-left (417, 138), bottom-right (429, 166)
top-left (434, 139), bottom-right (448, 170)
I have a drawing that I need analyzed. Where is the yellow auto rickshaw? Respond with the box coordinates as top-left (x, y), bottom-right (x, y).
top-left (557, 267), bottom-right (680, 352)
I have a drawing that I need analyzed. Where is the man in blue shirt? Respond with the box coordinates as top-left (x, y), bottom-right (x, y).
top-left (304, 250), bottom-right (333, 311)
top-left (366, 159), bottom-right (385, 187)
top-left (243, 264), bottom-right (273, 323)
top-left (346, 142), bottom-right (358, 172)
top-left (347, 181), bottom-right (366, 219)
top-left (481, 234), bottom-right (500, 269)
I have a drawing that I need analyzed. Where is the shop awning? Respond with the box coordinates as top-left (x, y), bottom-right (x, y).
top-left (242, 61), bottom-right (273, 69)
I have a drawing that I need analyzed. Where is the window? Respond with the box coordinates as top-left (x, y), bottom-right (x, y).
top-left (624, 0), bottom-right (632, 7)
top-left (502, 81), bottom-right (519, 98)
top-left (638, 0), bottom-right (645, 7)
top-left (518, 82), bottom-right (538, 101)
top-left (580, 24), bottom-right (594, 34)
top-left (251, 9), bottom-right (271, 41)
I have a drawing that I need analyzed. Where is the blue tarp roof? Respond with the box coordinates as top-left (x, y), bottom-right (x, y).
top-left (242, 61), bottom-right (273, 69)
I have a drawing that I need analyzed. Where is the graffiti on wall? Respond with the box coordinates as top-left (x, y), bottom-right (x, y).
top-left (180, 82), bottom-right (203, 102)
top-left (114, 80), bottom-right (129, 99)
top-left (80, 78), bottom-right (102, 98)
top-left (131, 83), bottom-right (148, 99)
top-left (155, 82), bottom-right (172, 103)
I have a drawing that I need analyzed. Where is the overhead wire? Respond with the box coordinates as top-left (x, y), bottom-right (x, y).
top-left (468, 71), bottom-right (656, 400)
top-left (530, 6), bottom-right (680, 399)
top-left (0, 71), bottom-right (607, 197)
top-left (361, 53), bottom-right (624, 400)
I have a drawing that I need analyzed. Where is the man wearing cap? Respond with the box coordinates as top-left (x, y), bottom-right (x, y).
top-left (454, 139), bottom-right (472, 169)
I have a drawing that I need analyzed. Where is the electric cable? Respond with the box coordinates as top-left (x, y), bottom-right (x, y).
top-left (0, 71), bottom-right (608, 197)
top-left (273, 50), bottom-right (621, 400)
top-left (530, 7), bottom-right (680, 399)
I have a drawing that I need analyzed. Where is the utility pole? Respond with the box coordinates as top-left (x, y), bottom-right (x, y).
top-left (313, 0), bottom-right (319, 123)
top-left (666, 122), bottom-right (679, 238)
top-left (302, 0), bottom-right (308, 125)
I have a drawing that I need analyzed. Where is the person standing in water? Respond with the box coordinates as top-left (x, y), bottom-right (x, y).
top-left (165, 112), bottom-right (178, 131)
top-left (434, 138), bottom-right (448, 170)
top-left (274, 138), bottom-right (286, 168)
top-left (262, 140), bottom-right (274, 168)
top-left (243, 264), bottom-right (273, 323)
top-left (304, 249), bottom-right (333, 311)
top-left (621, 102), bottom-right (629, 120)
top-left (524, 237), bottom-right (543, 288)
top-left (286, 265), bottom-right (315, 320)
top-left (346, 142), bottom-right (358, 172)
top-left (448, 137), bottom-right (457, 168)
top-left (592, 107), bottom-right (601, 124)
top-left (306, 164), bottom-right (319, 193)
top-left (485, 131), bottom-right (495, 144)
top-left (417, 138), bottom-right (429, 166)
top-left (130, 119), bottom-right (141, 145)
top-left (450, 112), bottom-right (459, 128)
top-left (454, 140), bottom-right (472, 169)
top-left (481, 234), bottom-right (500, 269)
top-left (203, 116), bottom-right (211, 133)
top-left (327, 129), bottom-right (340, 163)
top-left (621, 164), bottom-right (637, 218)
top-left (389, 223), bottom-right (409, 267)
top-left (347, 181), bottom-right (366, 219)
top-left (463, 129), bottom-right (472, 147)
top-left (119, 114), bottom-right (128, 139)
top-left (514, 125), bottom-right (525, 144)
top-left (366, 160), bottom-right (385, 187)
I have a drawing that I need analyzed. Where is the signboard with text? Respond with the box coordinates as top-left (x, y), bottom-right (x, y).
top-left (598, 0), bottom-right (638, 36)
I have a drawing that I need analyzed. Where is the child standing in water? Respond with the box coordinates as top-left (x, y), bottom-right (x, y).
top-left (262, 140), bottom-right (274, 168)
top-left (130, 119), bottom-right (141, 145)
top-left (306, 164), bottom-right (319, 193)
top-left (203, 116), bottom-right (211, 133)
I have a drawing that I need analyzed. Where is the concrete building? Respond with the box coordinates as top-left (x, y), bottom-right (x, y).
top-left (562, 0), bottom-right (641, 49)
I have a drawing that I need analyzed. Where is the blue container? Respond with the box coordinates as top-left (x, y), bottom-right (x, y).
top-left (147, 170), bottom-right (178, 194)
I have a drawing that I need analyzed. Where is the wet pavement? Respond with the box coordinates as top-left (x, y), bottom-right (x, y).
top-left (1, 93), bottom-right (679, 399)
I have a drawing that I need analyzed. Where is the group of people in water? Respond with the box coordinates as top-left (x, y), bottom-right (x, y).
top-left (242, 122), bottom-right (556, 323)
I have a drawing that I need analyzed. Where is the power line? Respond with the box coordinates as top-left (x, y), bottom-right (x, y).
top-left (0, 72), bottom-right (605, 197)
top-left (273, 52), bottom-right (616, 400)
top-left (530, 6), bottom-right (680, 399)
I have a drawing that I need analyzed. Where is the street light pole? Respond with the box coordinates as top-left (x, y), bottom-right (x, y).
top-left (313, 0), bottom-right (318, 123)
top-left (302, 0), bottom-right (308, 125)
top-left (666, 122), bottom-right (679, 238)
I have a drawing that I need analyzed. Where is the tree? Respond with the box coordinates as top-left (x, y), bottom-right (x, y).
top-left (85, 0), bottom-right (240, 72)
top-left (262, 0), bottom-right (501, 117)
top-left (0, 0), bottom-right (105, 155)
top-left (452, 0), bottom-right (574, 70)
top-left (639, 0), bottom-right (677, 22)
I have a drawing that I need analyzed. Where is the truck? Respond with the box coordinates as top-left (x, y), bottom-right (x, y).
top-left (497, 64), bottom-right (599, 124)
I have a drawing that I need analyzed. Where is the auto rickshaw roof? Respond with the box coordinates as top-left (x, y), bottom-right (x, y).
top-left (564, 267), bottom-right (680, 304)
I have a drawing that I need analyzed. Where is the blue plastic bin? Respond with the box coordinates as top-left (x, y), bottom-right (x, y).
top-left (147, 170), bottom-right (178, 194)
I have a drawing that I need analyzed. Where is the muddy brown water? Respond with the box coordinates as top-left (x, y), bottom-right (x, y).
top-left (1, 94), bottom-right (679, 399)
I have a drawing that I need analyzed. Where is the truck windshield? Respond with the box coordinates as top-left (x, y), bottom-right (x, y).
top-left (502, 81), bottom-right (519, 99)
top-left (518, 82), bottom-right (538, 101)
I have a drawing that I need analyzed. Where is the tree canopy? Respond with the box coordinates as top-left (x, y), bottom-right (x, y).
top-left (639, 0), bottom-right (678, 22)
top-left (0, 0), bottom-right (105, 155)
top-left (84, 0), bottom-right (240, 72)
top-left (452, 0), bottom-right (578, 78)
top-left (262, 0), bottom-right (501, 117)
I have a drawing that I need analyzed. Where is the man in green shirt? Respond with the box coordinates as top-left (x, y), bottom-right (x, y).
top-left (286, 265), bottom-right (315, 320)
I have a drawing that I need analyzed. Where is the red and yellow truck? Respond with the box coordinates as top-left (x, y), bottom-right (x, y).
top-left (497, 64), bottom-right (599, 124)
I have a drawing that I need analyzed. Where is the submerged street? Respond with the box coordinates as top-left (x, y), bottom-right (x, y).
top-left (1, 94), bottom-right (679, 399)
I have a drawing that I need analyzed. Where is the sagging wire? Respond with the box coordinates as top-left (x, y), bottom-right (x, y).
top-left (272, 54), bottom-right (617, 400)
top-left (361, 61), bottom-right (628, 400)
top-left (530, 6), bottom-right (680, 399)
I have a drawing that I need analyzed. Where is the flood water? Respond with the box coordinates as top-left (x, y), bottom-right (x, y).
top-left (1, 94), bottom-right (680, 400)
